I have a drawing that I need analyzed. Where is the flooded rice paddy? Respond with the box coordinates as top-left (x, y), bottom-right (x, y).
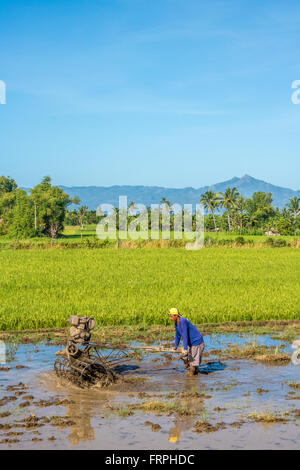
top-left (1, 331), bottom-right (300, 450)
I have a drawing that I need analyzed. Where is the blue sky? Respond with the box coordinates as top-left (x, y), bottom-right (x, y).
top-left (0, 0), bottom-right (300, 189)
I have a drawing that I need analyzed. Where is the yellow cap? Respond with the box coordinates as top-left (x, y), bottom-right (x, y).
top-left (169, 307), bottom-right (179, 316)
top-left (168, 435), bottom-right (178, 443)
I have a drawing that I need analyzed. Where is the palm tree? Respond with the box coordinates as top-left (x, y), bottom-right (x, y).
top-left (286, 196), bottom-right (300, 222)
top-left (233, 195), bottom-right (246, 229)
top-left (128, 201), bottom-right (138, 217)
top-left (220, 187), bottom-right (239, 231)
top-left (248, 213), bottom-right (258, 229)
top-left (200, 190), bottom-right (221, 233)
top-left (161, 197), bottom-right (171, 208)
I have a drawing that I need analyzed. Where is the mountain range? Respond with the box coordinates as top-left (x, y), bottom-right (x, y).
top-left (55, 175), bottom-right (299, 210)
top-left (23, 175), bottom-right (299, 210)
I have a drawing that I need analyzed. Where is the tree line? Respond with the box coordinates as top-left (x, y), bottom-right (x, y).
top-left (0, 176), bottom-right (299, 238)
top-left (200, 188), bottom-right (300, 235)
top-left (67, 189), bottom-right (299, 236)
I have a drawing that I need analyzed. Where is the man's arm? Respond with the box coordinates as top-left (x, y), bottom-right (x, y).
top-left (181, 319), bottom-right (189, 351)
top-left (174, 327), bottom-right (181, 349)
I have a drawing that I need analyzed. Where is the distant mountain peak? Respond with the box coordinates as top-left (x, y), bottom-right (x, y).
top-left (239, 174), bottom-right (254, 181)
top-left (208, 176), bottom-right (239, 189)
top-left (23, 176), bottom-right (299, 210)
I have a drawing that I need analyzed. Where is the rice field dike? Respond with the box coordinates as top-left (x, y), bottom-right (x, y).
top-left (0, 246), bottom-right (299, 330)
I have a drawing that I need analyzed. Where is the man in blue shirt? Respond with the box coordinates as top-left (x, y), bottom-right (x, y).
top-left (169, 308), bottom-right (205, 376)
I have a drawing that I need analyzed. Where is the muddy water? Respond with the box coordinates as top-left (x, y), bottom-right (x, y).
top-left (0, 334), bottom-right (300, 450)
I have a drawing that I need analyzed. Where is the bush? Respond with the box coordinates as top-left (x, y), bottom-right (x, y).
top-left (273, 238), bottom-right (287, 247)
top-left (264, 237), bottom-right (287, 247)
top-left (217, 239), bottom-right (232, 246)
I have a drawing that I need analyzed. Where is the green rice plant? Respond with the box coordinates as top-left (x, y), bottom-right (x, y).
top-left (0, 247), bottom-right (299, 330)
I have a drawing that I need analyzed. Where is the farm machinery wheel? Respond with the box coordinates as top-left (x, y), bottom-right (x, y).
top-left (92, 365), bottom-right (118, 387)
top-left (54, 352), bottom-right (119, 388)
top-left (54, 356), bottom-right (83, 387)
top-left (78, 359), bottom-right (119, 387)
top-left (54, 356), bottom-right (71, 378)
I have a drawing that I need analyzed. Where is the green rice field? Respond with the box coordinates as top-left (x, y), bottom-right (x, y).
top-left (0, 247), bottom-right (299, 330)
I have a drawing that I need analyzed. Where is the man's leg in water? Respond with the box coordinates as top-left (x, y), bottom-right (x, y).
top-left (188, 343), bottom-right (205, 375)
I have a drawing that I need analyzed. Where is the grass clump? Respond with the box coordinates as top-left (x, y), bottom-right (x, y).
top-left (254, 354), bottom-right (290, 365)
top-left (193, 421), bottom-right (226, 433)
top-left (127, 399), bottom-right (198, 417)
top-left (288, 382), bottom-right (300, 390)
top-left (222, 343), bottom-right (291, 364)
top-left (116, 408), bottom-right (134, 418)
top-left (246, 411), bottom-right (288, 423)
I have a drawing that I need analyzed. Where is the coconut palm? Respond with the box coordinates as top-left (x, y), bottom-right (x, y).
top-left (286, 196), bottom-right (300, 222)
top-left (128, 201), bottom-right (138, 215)
top-left (248, 213), bottom-right (258, 229)
top-left (220, 187), bottom-right (239, 231)
top-left (233, 195), bottom-right (247, 229)
top-left (161, 197), bottom-right (171, 208)
top-left (200, 190), bottom-right (221, 233)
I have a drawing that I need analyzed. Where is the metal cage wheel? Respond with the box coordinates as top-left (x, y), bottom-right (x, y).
top-left (67, 343), bottom-right (79, 357)
top-left (54, 357), bottom-right (71, 377)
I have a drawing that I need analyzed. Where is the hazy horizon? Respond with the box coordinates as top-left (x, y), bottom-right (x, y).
top-left (20, 174), bottom-right (299, 192)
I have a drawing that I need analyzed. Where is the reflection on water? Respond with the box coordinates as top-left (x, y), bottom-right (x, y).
top-left (65, 399), bottom-right (95, 445)
top-left (168, 417), bottom-right (199, 445)
top-left (167, 375), bottom-right (205, 445)
top-left (168, 424), bottom-right (180, 443)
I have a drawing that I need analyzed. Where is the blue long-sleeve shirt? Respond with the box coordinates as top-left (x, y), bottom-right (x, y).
top-left (174, 317), bottom-right (204, 350)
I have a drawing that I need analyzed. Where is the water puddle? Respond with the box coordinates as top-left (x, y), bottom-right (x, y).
top-left (0, 333), bottom-right (300, 449)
